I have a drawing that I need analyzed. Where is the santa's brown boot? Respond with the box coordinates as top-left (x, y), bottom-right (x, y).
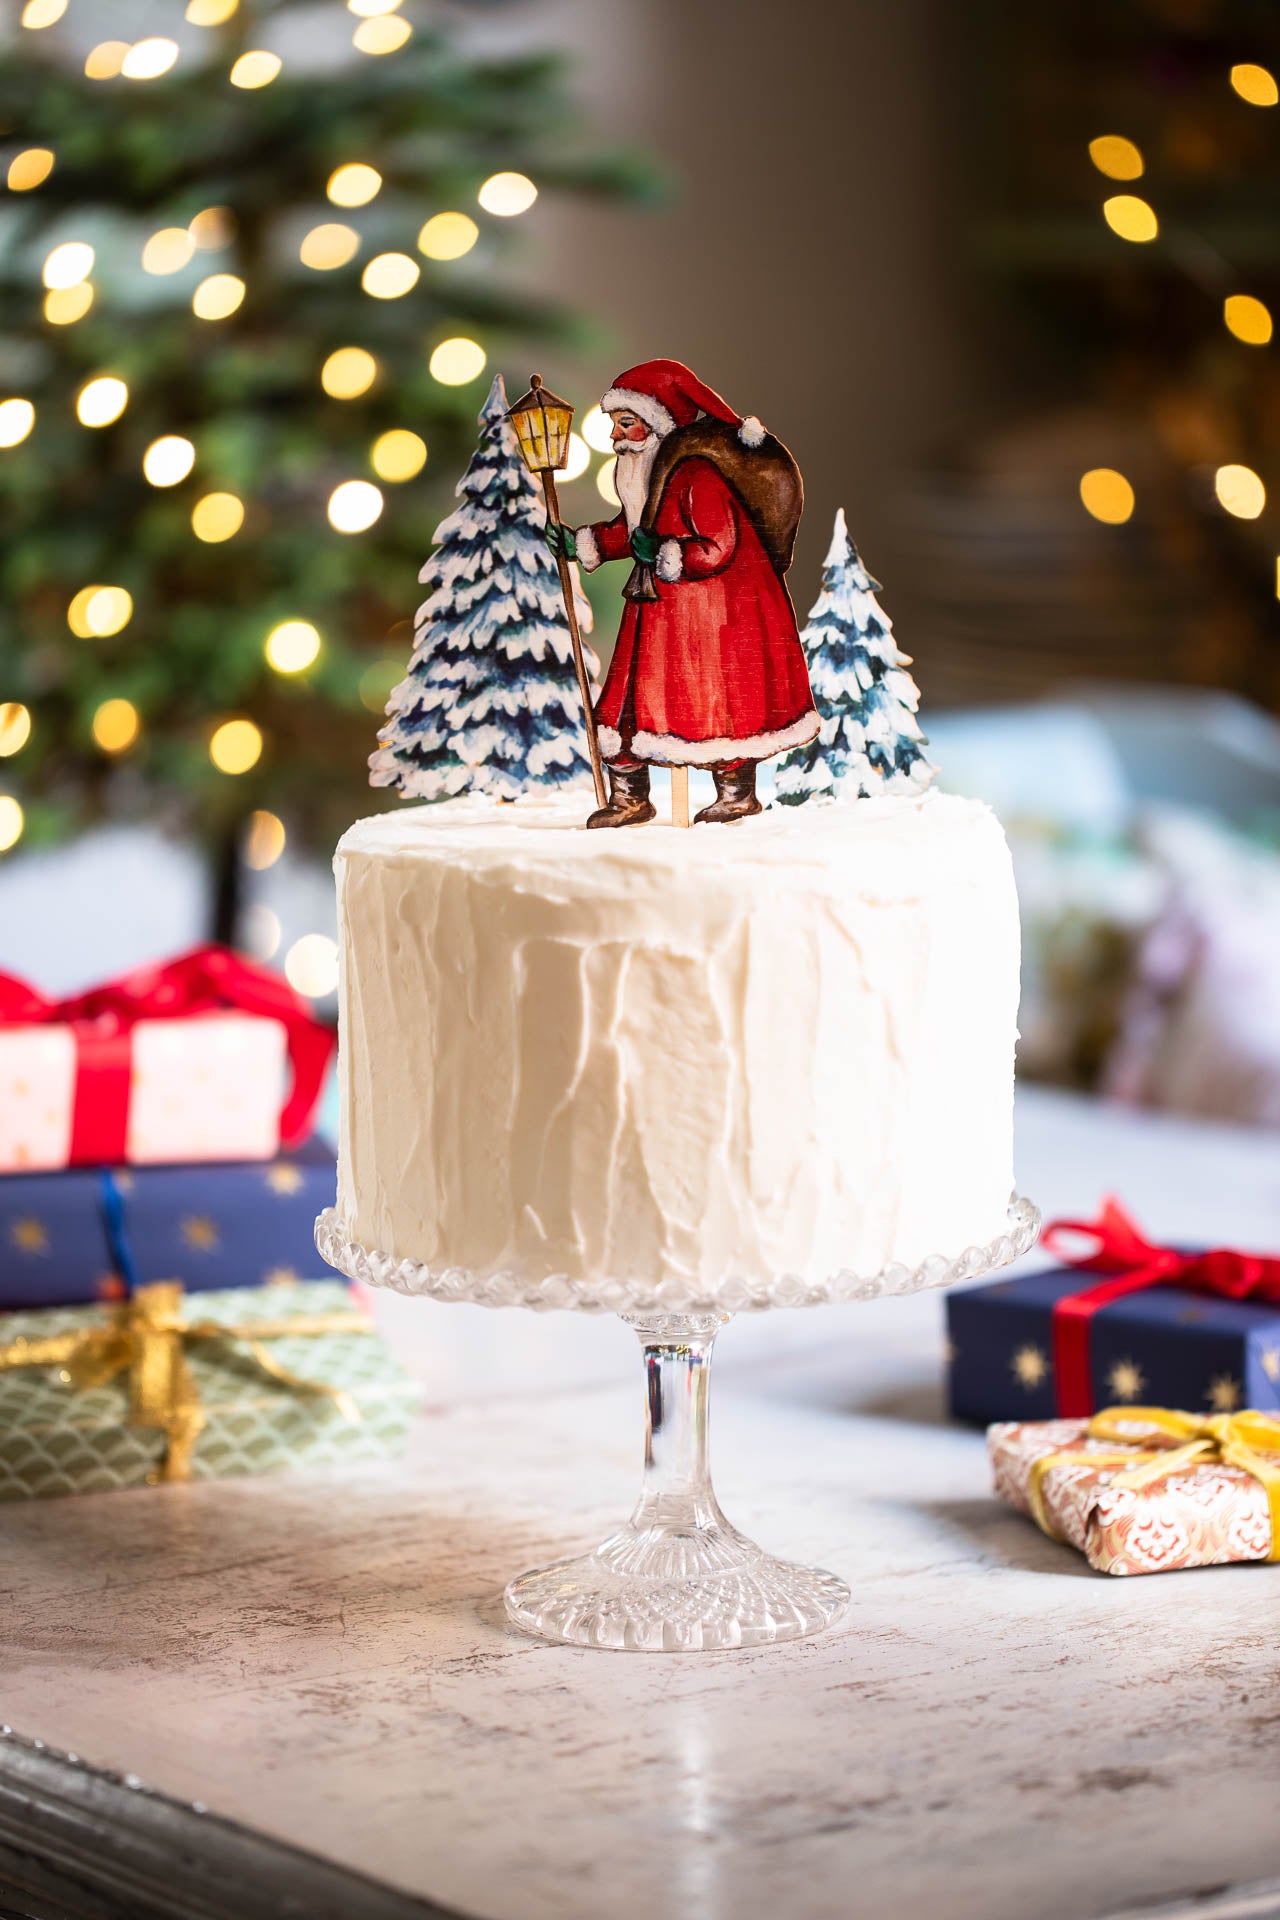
top-left (587, 762), bottom-right (656, 829)
top-left (694, 763), bottom-right (762, 825)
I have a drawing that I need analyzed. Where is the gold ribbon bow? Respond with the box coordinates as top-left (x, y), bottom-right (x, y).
top-left (0, 1281), bottom-right (370, 1483)
top-left (1027, 1405), bottom-right (1280, 1559)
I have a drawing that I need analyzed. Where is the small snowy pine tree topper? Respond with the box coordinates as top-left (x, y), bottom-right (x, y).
top-left (774, 509), bottom-right (936, 805)
top-left (369, 374), bottom-right (598, 802)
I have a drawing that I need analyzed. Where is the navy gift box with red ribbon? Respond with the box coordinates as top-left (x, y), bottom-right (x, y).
top-left (947, 1200), bottom-right (1280, 1426)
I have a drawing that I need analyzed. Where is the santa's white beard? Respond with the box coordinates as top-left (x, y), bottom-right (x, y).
top-left (612, 432), bottom-right (661, 530)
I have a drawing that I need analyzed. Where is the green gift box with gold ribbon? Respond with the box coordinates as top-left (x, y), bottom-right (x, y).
top-left (0, 1279), bottom-right (420, 1500)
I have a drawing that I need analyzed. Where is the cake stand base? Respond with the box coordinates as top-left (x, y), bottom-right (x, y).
top-left (503, 1310), bottom-right (849, 1652)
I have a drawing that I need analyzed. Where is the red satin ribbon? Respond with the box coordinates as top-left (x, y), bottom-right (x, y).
top-left (0, 944), bottom-right (333, 1162)
top-left (1042, 1198), bottom-right (1280, 1417)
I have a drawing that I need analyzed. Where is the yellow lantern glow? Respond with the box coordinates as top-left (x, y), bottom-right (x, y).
top-left (1103, 195), bottom-right (1158, 242)
top-left (1088, 136), bottom-right (1143, 181)
top-left (1079, 469), bottom-right (1135, 525)
top-left (1224, 295), bottom-right (1273, 346)
top-left (507, 374), bottom-right (574, 473)
top-left (7, 148), bottom-right (54, 191)
top-left (1231, 63), bottom-right (1278, 107)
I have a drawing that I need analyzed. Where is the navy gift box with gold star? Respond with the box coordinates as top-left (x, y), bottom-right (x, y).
top-left (946, 1264), bottom-right (1280, 1427)
top-left (0, 1137), bottom-right (335, 1309)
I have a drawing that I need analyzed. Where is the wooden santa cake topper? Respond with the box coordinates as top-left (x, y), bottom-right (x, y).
top-left (513, 358), bottom-right (819, 828)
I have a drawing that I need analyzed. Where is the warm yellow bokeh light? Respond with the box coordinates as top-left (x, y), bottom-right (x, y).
top-left (186, 0), bottom-right (238, 22)
top-left (0, 400), bottom-right (35, 448)
top-left (328, 480), bottom-right (383, 532)
top-left (43, 241), bottom-right (94, 290)
top-left (321, 347), bottom-right (378, 399)
top-left (327, 163), bottom-right (382, 208)
top-left (192, 274), bottom-right (245, 320)
top-left (1088, 135), bottom-right (1144, 181)
top-left (428, 336), bottom-right (485, 385)
top-left (229, 50), bottom-right (281, 88)
top-left (477, 171), bottom-right (537, 217)
top-left (142, 227), bottom-right (195, 275)
top-left (348, 0), bottom-right (402, 15)
top-left (1231, 63), bottom-right (1278, 107)
top-left (371, 429), bottom-right (427, 481)
top-left (1224, 294), bottom-right (1273, 346)
top-left (361, 252), bottom-right (419, 299)
top-left (85, 40), bottom-right (128, 77)
top-left (1103, 195), bottom-right (1158, 243)
top-left (265, 620), bottom-right (322, 674)
top-left (191, 492), bottom-right (245, 543)
top-left (7, 148), bottom-right (54, 191)
top-left (0, 704), bottom-right (32, 757)
top-left (359, 658), bottom-right (402, 712)
top-left (85, 587), bottom-right (133, 637)
top-left (581, 406), bottom-right (614, 454)
top-left (209, 718), bottom-right (263, 775)
top-left (44, 283), bottom-right (93, 325)
top-left (557, 432), bottom-right (590, 481)
top-left (284, 934), bottom-right (338, 998)
top-left (418, 212), bottom-right (479, 261)
top-left (122, 38), bottom-right (180, 79)
top-left (596, 457), bottom-right (620, 507)
top-left (22, 0), bottom-right (66, 28)
top-left (92, 698), bottom-right (140, 754)
top-left (1215, 464), bottom-right (1266, 518)
top-left (76, 376), bottom-right (128, 427)
top-left (245, 809), bottom-right (286, 870)
top-left (0, 797), bottom-right (24, 855)
top-left (143, 435), bottom-right (196, 488)
top-left (300, 224), bottom-right (359, 271)
top-left (1079, 468), bottom-right (1135, 525)
top-left (353, 15), bottom-right (411, 53)
top-left (189, 206), bottom-right (234, 251)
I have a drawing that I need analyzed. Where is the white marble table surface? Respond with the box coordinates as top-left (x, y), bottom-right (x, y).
top-left (3, 1085), bottom-right (1280, 1920)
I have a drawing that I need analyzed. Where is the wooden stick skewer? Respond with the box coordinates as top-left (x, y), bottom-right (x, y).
top-left (539, 466), bottom-right (607, 812)
top-left (670, 768), bottom-right (690, 829)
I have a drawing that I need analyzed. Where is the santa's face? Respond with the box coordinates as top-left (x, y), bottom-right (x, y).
top-left (609, 409), bottom-right (652, 447)
top-left (607, 407), bottom-right (663, 529)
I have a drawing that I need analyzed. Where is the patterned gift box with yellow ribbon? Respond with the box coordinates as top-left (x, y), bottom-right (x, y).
top-left (0, 1279), bottom-right (420, 1501)
top-left (990, 1407), bottom-right (1280, 1575)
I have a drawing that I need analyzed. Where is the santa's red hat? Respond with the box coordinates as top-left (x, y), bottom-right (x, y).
top-left (601, 358), bottom-right (766, 448)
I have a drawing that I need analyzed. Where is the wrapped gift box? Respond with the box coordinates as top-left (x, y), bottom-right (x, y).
top-left (0, 1279), bottom-right (420, 1501)
top-left (947, 1202), bottom-right (1280, 1427)
top-left (990, 1412), bottom-right (1279, 1576)
top-left (0, 945), bottom-right (333, 1172)
top-left (0, 1137), bottom-right (337, 1310)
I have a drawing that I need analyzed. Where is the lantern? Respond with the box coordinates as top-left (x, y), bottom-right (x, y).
top-left (507, 374), bottom-right (574, 474)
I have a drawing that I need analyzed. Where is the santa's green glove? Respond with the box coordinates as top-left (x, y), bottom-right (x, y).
top-left (630, 527), bottom-right (660, 565)
top-left (545, 521), bottom-right (577, 561)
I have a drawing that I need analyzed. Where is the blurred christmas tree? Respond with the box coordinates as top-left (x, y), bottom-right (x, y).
top-left (0, 0), bottom-right (654, 925)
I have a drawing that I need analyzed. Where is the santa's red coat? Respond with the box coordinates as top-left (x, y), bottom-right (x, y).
top-left (577, 457), bottom-right (818, 766)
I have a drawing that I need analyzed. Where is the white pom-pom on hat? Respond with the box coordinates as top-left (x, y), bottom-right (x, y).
top-left (738, 415), bottom-right (765, 448)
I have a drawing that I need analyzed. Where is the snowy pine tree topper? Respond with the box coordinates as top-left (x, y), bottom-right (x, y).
top-left (774, 510), bottom-right (935, 805)
top-left (370, 374), bottom-right (597, 801)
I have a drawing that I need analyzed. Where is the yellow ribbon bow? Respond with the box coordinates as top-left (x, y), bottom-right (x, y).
top-left (1027, 1405), bottom-right (1280, 1559)
top-left (0, 1281), bottom-right (369, 1483)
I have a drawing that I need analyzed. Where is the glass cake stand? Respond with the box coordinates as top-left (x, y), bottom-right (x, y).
top-left (315, 1196), bottom-right (1040, 1652)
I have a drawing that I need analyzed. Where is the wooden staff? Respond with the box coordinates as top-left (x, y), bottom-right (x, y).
top-left (540, 470), bottom-right (606, 812)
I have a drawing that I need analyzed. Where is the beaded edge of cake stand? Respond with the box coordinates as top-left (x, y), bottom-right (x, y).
top-left (314, 1195), bottom-right (1040, 1314)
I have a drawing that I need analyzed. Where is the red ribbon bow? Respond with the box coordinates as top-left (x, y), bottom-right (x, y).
top-left (0, 944), bottom-right (333, 1164)
top-left (1041, 1198), bottom-right (1280, 1417)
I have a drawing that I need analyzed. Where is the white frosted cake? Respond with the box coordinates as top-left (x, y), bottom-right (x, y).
top-left (328, 790), bottom-right (1020, 1306)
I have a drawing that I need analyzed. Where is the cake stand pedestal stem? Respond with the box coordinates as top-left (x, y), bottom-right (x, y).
top-left (502, 1310), bottom-right (850, 1652)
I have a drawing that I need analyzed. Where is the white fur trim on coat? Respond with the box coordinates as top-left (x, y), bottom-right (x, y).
top-left (574, 524), bottom-right (601, 572)
top-left (600, 709), bottom-right (820, 768)
top-left (655, 538), bottom-right (683, 583)
top-left (738, 415), bottom-right (765, 447)
top-left (600, 387), bottom-right (676, 440)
